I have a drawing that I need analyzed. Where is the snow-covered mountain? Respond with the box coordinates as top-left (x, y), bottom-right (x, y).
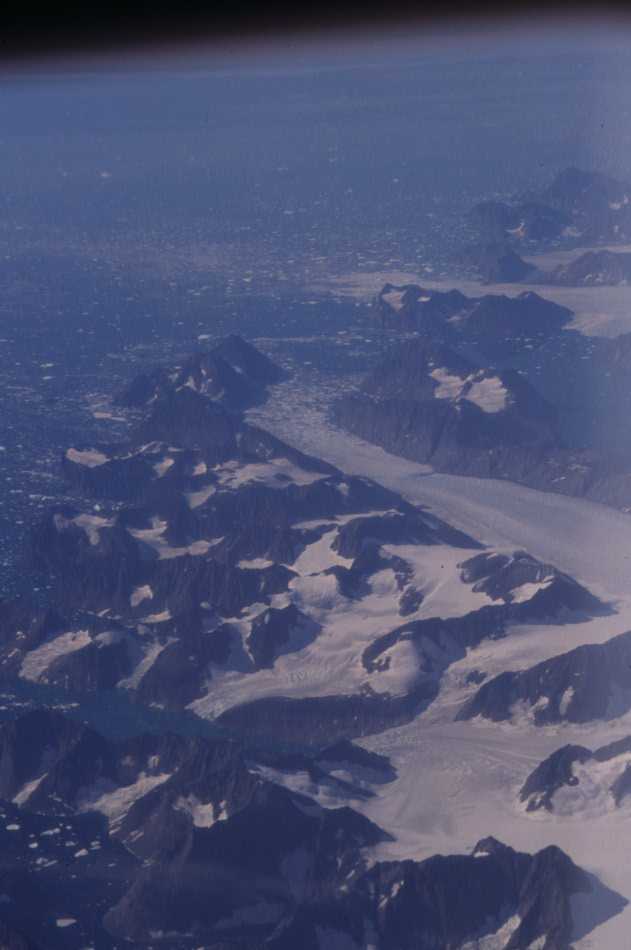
top-left (115, 332), bottom-right (286, 412)
top-left (374, 283), bottom-right (572, 358)
top-left (540, 248), bottom-right (631, 287)
top-left (459, 240), bottom-right (537, 283)
top-left (0, 705), bottom-right (617, 949)
top-left (1, 336), bottom-right (628, 946)
top-left (13, 339), bottom-right (611, 754)
top-left (520, 735), bottom-right (631, 815)
top-left (332, 316), bottom-right (631, 512)
top-left (457, 630), bottom-right (631, 727)
top-left (463, 246), bottom-right (631, 288)
top-left (469, 167), bottom-right (631, 247)
top-left (332, 337), bottom-right (572, 483)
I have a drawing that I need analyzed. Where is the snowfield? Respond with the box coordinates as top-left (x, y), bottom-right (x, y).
top-left (248, 379), bottom-right (631, 600)
top-left (246, 380), bottom-right (631, 947)
top-left (20, 630), bottom-right (92, 682)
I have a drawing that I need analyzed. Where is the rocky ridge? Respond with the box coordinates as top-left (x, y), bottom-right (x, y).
top-left (0, 708), bottom-right (615, 949)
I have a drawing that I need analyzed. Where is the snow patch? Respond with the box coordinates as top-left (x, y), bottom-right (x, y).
top-left (381, 289), bottom-right (406, 312)
top-left (118, 639), bottom-right (173, 689)
top-left (78, 772), bottom-right (171, 826)
top-left (510, 578), bottom-right (554, 603)
top-left (174, 795), bottom-right (228, 828)
top-left (129, 517), bottom-right (217, 559)
top-left (461, 915), bottom-right (521, 949)
top-left (216, 457), bottom-right (327, 490)
top-left (153, 457), bottom-right (174, 478)
top-left (141, 610), bottom-right (172, 624)
top-left (430, 367), bottom-right (466, 401)
top-left (559, 686), bottom-right (575, 716)
top-left (185, 484), bottom-right (216, 508)
top-left (20, 630), bottom-right (92, 681)
top-left (130, 585), bottom-right (153, 608)
top-left (13, 774), bottom-right (47, 806)
top-left (72, 513), bottom-right (113, 545)
top-left (66, 448), bottom-right (108, 468)
top-left (466, 376), bottom-right (508, 414)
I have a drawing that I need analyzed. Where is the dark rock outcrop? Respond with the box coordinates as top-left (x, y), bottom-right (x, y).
top-left (461, 240), bottom-right (536, 283)
top-left (469, 197), bottom-right (570, 243)
top-left (469, 167), bottom-right (631, 246)
top-left (116, 333), bottom-right (285, 413)
top-left (375, 283), bottom-right (572, 358)
top-left (520, 744), bottom-right (593, 812)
